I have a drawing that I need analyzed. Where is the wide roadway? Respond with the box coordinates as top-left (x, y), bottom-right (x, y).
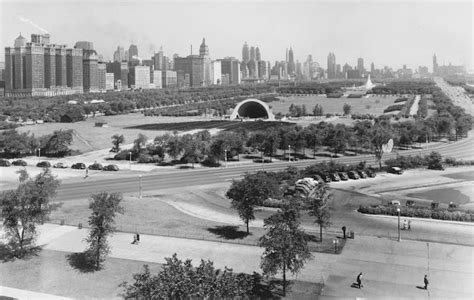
top-left (56, 131), bottom-right (474, 201)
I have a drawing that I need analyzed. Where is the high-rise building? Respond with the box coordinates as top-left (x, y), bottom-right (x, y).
top-left (154, 48), bottom-right (164, 70)
top-left (128, 44), bottom-right (139, 66)
top-left (433, 54), bottom-right (438, 74)
top-left (98, 62), bottom-right (106, 92)
top-left (66, 48), bottom-right (83, 92)
top-left (75, 41), bottom-right (99, 93)
top-left (162, 70), bottom-right (177, 88)
top-left (199, 38), bottom-right (212, 85)
top-left (129, 65), bottom-right (150, 89)
top-left (106, 61), bottom-right (128, 90)
top-left (242, 42), bottom-right (250, 64)
top-left (258, 60), bottom-right (267, 79)
top-left (75, 41), bottom-right (94, 51)
top-left (327, 52), bottom-right (336, 79)
top-left (357, 57), bottom-right (365, 74)
top-left (44, 46), bottom-right (56, 88)
top-left (55, 46), bottom-right (67, 87)
top-left (174, 39), bottom-right (212, 87)
top-left (288, 48), bottom-right (295, 75)
top-left (371, 62), bottom-right (375, 73)
top-left (250, 46), bottom-right (256, 61)
top-left (151, 70), bottom-right (162, 88)
top-left (219, 57), bottom-right (240, 85)
top-left (113, 46), bottom-right (125, 62)
top-left (211, 60), bottom-right (221, 85)
top-left (256, 47), bottom-right (261, 61)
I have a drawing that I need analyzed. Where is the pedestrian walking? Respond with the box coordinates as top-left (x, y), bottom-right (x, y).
top-left (424, 275), bottom-right (429, 290)
top-left (131, 234), bottom-right (137, 244)
top-left (136, 232), bottom-right (140, 244)
top-left (408, 220), bottom-right (411, 230)
top-left (356, 272), bottom-right (363, 289)
top-left (403, 219), bottom-right (408, 230)
top-left (342, 226), bottom-right (347, 239)
top-left (84, 168), bottom-right (89, 179)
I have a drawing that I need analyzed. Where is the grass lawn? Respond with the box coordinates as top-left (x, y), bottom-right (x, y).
top-left (0, 248), bottom-right (321, 298)
top-left (270, 95), bottom-right (399, 115)
top-left (0, 249), bottom-right (162, 298)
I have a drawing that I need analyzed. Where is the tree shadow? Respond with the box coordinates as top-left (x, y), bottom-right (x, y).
top-left (207, 225), bottom-right (250, 240)
top-left (416, 286), bottom-right (426, 290)
top-left (0, 243), bottom-right (41, 262)
top-left (351, 283), bottom-right (361, 289)
top-left (66, 252), bottom-right (96, 273)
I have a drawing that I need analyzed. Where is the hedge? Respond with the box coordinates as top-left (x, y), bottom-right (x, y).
top-left (358, 205), bottom-right (474, 222)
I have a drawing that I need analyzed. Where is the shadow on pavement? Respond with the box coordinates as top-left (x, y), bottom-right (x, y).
top-left (66, 252), bottom-right (96, 273)
top-left (0, 243), bottom-right (41, 262)
top-left (207, 225), bottom-right (250, 240)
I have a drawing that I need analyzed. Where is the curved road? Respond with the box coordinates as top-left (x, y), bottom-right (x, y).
top-left (56, 131), bottom-right (474, 201)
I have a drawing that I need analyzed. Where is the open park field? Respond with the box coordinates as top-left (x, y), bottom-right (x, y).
top-left (269, 94), bottom-right (399, 115)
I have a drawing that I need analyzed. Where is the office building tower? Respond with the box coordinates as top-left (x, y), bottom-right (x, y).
top-left (242, 42), bottom-right (250, 64)
top-left (288, 48), bottom-right (295, 75)
top-left (175, 38), bottom-right (212, 87)
top-left (55, 46), bottom-right (67, 87)
top-left (250, 46), bottom-right (256, 61)
top-left (162, 70), bottom-right (177, 88)
top-left (433, 54), bottom-right (438, 74)
top-left (371, 62), bottom-right (375, 73)
top-left (211, 60), bottom-right (221, 85)
top-left (154, 49), bottom-right (163, 70)
top-left (128, 44), bottom-right (139, 66)
top-left (129, 65), bottom-right (150, 89)
top-left (66, 48), bottom-right (83, 92)
top-left (258, 60), bottom-right (267, 79)
top-left (98, 62), bottom-right (106, 91)
top-left (44, 46), bottom-right (56, 88)
top-left (199, 38), bottom-right (212, 85)
top-left (106, 61), bottom-right (128, 90)
top-left (75, 41), bottom-right (94, 51)
top-left (105, 73), bottom-right (114, 90)
top-left (296, 60), bottom-right (302, 76)
top-left (357, 57), bottom-right (365, 73)
top-left (124, 50), bottom-right (129, 62)
top-left (256, 47), bottom-right (261, 61)
top-left (75, 41), bottom-right (99, 93)
top-left (151, 70), bottom-right (162, 88)
top-left (219, 57), bottom-right (240, 84)
top-left (336, 64), bottom-right (341, 78)
top-left (327, 52), bottom-right (336, 79)
top-left (113, 46), bottom-right (125, 62)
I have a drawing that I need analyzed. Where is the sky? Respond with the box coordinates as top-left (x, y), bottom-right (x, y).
top-left (1, 0), bottom-right (472, 72)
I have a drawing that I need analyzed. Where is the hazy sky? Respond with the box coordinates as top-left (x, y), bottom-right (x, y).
top-left (1, 0), bottom-right (472, 71)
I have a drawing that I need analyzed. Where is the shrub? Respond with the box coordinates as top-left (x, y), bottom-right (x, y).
top-left (138, 153), bottom-right (153, 163)
top-left (358, 205), bottom-right (473, 223)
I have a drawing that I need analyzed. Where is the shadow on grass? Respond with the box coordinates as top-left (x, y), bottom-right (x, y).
top-left (207, 225), bottom-right (250, 240)
top-left (66, 252), bottom-right (96, 273)
top-left (0, 242), bottom-right (41, 262)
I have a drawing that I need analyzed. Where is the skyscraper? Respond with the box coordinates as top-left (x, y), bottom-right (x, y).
top-left (242, 42), bottom-right (250, 64)
top-left (76, 41), bottom-right (99, 93)
top-left (327, 52), bottom-right (336, 79)
top-left (357, 57), bottom-right (365, 74)
top-left (255, 47), bottom-right (261, 61)
top-left (371, 62), bottom-right (375, 73)
top-left (288, 47), bottom-right (295, 75)
top-left (250, 46), bottom-right (256, 61)
top-left (154, 47), bottom-right (164, 70)
top-left (433, 54), bottom-right (438, 74)
top-left (219, 57), bottom-right (240, 84)
top-left (128, 44), bottom-right (138, 65)
top-left (66, 48), bottom-right (83, 92)
top-left (113, 46), bottom-right (125, 62)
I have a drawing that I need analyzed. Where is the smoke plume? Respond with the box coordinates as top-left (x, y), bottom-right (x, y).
top-left (132, 55), bottom-right (142, 62)
top-left (19, 16), bottom-right (49, 34)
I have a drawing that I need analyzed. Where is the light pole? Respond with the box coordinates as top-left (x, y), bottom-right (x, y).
top-left (224, 149), bottom-right (227, 168)
top-left (288, 145), bottom-right (291, 163)
top-left (37, 148), bottom-right (41, 161)
top-left (139, 175), bottom-right (142, 199)
top-left (397, 207), bottom-right (401, 242)
top-left (129, 152), bottom-right (132, 169)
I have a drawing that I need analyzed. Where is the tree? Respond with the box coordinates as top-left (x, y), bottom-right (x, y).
top-left (181, 134), bottom-right (206, 168)
top-left (111, 134), bottom-right (125, 153)
top-left (0, 169), bottom-right (60, 256)
top-left (343, 103), bottom-right (352, 115)
top-left (133, 133), bottom-right (148, 155)
top-left (313, 104), bottom-right (324, 116)
top-left (44, 129), bottom-right (73, 157)
top-left (369, 120), bottom-right (394, 169)
top-left (165, 132), bottom-right (183, 161)
top-left (86, 191), bottom-right (124, 270)
top-left (258, 202), bottom-right (312, 296)
top-left (226, 172), bottom-right (279, 234)
top-left (426, 151), bottom-right (444, 170)
top-left (306, 183), bottom-right (331, 241)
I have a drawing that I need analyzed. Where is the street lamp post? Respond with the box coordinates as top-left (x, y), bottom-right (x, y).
top-left (397, 207), bottom-right (401, 242)
top-left (288, 145), bottom-right (291, 163)
top-left (37, 148), bottom-right (41, 161)
top-left (129, 152), bottom-right (132, 170)
top-left (139, 175), bottom-right (142, 199)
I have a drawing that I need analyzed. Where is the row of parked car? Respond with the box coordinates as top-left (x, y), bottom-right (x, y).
top-left (0, 159), bottom-right (119, 171)
top-left (310, 169), bottom-right (376, 183)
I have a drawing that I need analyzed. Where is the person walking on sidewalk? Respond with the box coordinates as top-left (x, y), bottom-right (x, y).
top-left (356, 272), bottom-right (363, 289)
top-left (424, 275), bottom-right (429, 290)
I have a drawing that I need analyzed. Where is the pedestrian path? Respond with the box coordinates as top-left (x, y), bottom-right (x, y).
top-left (0, 286), bottom-right (72, 300)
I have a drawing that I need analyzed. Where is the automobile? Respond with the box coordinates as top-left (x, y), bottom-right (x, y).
top-left (71, 162), bottom-right (86, 169)
top-left (88, 163), bottom-right (103, 170)
top-left (0, 159), bottom-right (11, 167)
top-left (12, 160), bottom-right (27, 166)
top-left (356, 170), bottom-right (368, 179)
top-left (253, 158), bottom-right (272, 163)
top-left (330, 173), bottom-right (340, 182)
top-left (406, 200), bottom-right (416, 207)
top-left (338, 172), bottom-right (349, 181)
top-left (388, 166), bottom-right (403, 175)
top-left (103, 164), bottom-right (119, 171)
top-left (311, 174), bottom-right (324, 183)
top-left (37, 161), bottom-right (51, 168)
top-left (348, 171), bottom-right (360, 180)
top-left (321, 174), bottom-right (332, 183)
top-left (389, 200), bottom-right (401, 206)
top-left (366, 169), bottom-right (376, 178)
top-left (53, 162), bottom-right (68, 168)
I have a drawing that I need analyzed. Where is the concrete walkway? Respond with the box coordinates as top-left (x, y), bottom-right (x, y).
top-left (0, 286), bottom-right (72, 300)
top-left (2, 223), bottom-right (473, 298)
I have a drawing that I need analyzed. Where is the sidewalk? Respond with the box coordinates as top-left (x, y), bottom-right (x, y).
top-left (0, 286), bottom-right (72, 300)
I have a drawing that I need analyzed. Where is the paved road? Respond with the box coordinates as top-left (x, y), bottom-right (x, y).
top-left (56, 131), bottom-right (474, 201)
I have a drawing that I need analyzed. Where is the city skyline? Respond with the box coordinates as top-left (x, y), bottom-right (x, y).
top-left (1, 0), bottom-right (472, 71)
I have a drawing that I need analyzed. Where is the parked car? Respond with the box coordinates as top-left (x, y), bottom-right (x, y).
top-left (388, 166), bottom-right (403, 175)
top-left (53, 162), bottom-right (68, 168)
top-left (311, 174), bottom-right (324, 183)
top-left (366, 169), bottom-right (376, 178)
top-left (338, 172), bottom-right (349, 181)
top-left (253, 158), bottom-right (272, 163)
top-left (71, 162), bottom-right (86, 169)
top-left (330, 173), bottom-right (340, 182)
top-left (103, 164), bottom-right (119, 171)
top-left (321, 174), bottom-right (332, 183)
top-left (37, 161), bottom-right (51, 168)
top-left (389, 200), bottom-right (401, 206)
top-left (356, 170), bottom-right (367, 179)
top-left (12, 160), bottom-right (27, 166)
top-left (348, 171), bottom-right (360, 180)
top-left (0, 159), bottom-right (11, 167)
top-left (406, 200), bottom-right (416, 207)
top-left (88, 163), bottom-right (103, 170)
